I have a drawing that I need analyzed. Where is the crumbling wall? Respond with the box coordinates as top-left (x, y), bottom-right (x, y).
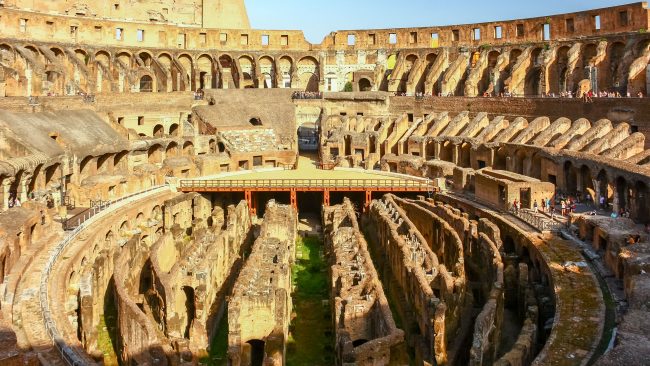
top-left (227, 201), bottom-right (297, 366)
top-left (364, 194), bottom-right (443, 365)
top-left (323, 199), bottom-right (405, 365)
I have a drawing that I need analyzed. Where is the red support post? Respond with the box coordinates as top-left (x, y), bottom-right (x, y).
top-left (364, 190), bottom-right (372, 213)
top-left (245, 190), bottom-right (255, 216)
top-left (290, 190), bottom-right (298, 211)
top-left (323, 190), bottom-right (330, 207)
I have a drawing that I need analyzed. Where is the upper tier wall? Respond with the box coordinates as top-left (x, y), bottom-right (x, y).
top-left (1, 0), bottom-right (250, 29)
top-left (0, 2), bottom-right (647, 50)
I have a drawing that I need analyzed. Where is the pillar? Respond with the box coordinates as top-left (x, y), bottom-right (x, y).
top-left (323, 190), bottom-right (330, 207)
top-left (364, 190), bottom-right (372, 213)
top-left (290, 190), bottom-right (297, 211)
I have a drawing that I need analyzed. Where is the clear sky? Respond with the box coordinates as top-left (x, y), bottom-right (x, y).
top-left (245, 0), bottom-right (635, 43)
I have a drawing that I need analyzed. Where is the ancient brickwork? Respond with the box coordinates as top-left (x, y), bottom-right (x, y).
top-left (227, 201), bottom-right (297, 366)
top-left (323, 199), bottom-right (405, 365)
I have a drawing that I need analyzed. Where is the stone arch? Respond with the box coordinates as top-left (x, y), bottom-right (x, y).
top-left (157, 52), bottom-right (177, 91)
top-left (177, 54), bottom-right (194, 91)
top-left (114, 150), bottom-right (129, 171)
top-left (608, 42), bottom-right (626, 90)
top-left (596, 169), bottom-right (612, 208)
top-left (79, 156), bottom-right (95, 179)
top-left (197, 54), bottom-right (215, 89)
top-left (96, 153), bottom-right (113, 173)
top-left (166, 141), bottom-right (179, 157)
top-left (169, 123), bottom-right (180, 136)
top-left (297, 56), bottom-right (319, 92)
top-left (218, 54), bottom-right (236, 89)
top-left (238, 55), bottom-right (256, 88)
top-left (182, 141), bottom-right (194, 155)
top-left (148, 144), bottom-right (163, 164)
top-left (551, 45), bottom-right (571, 94)
top-left (258, 56), bottom-right (275, 88)
top-left (524, 47), bottom-right (544, 96)
top-left (634, 180), bottom-right (649, 222)
top-left (278, 55), bottom-right (293, 88)
top-left (580, 165), bottom-right (595, 199)
top-left (563, 161), bottom-right (578, 194)
top-left (616, 176), bottom-right (629, 212)
top-left (153, 124), bottom-right (165, 138)
top-left (359, 78), bottom-right (372, 91)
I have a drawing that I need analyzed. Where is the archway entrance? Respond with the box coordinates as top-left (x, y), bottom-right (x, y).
top-left (140, 75), bottom-right (153, 92)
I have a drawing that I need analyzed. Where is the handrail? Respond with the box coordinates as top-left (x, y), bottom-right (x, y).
top-left (40, 185), bottom-right (167, 366)
top-left (510, 208), bottom-right (565, 232)
top-left (179, 178), bottom-right (435, 191)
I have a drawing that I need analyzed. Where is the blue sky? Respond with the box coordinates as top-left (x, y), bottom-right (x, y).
top-left (245, 0), bottom-right (634, 43)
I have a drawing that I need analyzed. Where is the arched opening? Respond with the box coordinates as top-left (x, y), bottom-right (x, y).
top-left (153, 124), bottom-right (164, 138)
top-left (197, 54), bottom-right (215, 89)
top-left (608, 42), bottom-right (626, 92)
top-left (259, 56), bottom-right (275, 88)
top-left (178, 54), bottom-right (194, 91)
top-left (218, 142), bottom-right (225, 153)
top-left (635, 181), bottom-right (649, 223)
top-left (249, 118), bottom-right (263, 126)
top-left (182, 141), bottom-right (194, 155)
top-left (563, 161), bottom-right (578, 195)
top-left (219, 55), bottom-right (235, 89)
top-left (166, 142), bottom-right (179, 157)
top-left (514, 150), bottom-right (527, 175)
top-left (616, 177), bottom-right (628, 212)
top-left (208, 139), bottom-right (216, 154)
top-left (439, 141), bottom-right (453, 163)
top-left (182, 286), bottom-right (196, 339)
top-left (278, 56), bottom-right (293, 88)
top-left (239, 56), bottom-right (256, 88)
top-left (79, 156), bottom-right (94, 179)
top-left (148, 145), bottom-right (163, 164)
top-left (597, 170), bottom-right (611, 209)
top-left (359, 78), bottom-right (372, 91)
top-left (139, 75), bottom-right (153, 92)
top-left (580, 165), bottom-right (595, 199)
top-left (352, 339), bottom-right (369, 347)
top-left (247, 339), bottom-right (265, 366)
top-left (169, 123), bottom-right (179, 136)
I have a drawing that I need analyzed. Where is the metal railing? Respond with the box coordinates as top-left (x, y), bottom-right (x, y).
top-left (40, 185), bottom-right (166, 366)
top-left (179, 178), bottom-right (435, 192)
top-left (510, 209), bottom-right (565, 232)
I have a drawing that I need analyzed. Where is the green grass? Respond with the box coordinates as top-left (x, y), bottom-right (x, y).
top-left (97, 293), bottom-right (119, 366)
top-left (286, 236), bottom-right (333, 366)
top-left (200, 311), bottom-right (229, 365)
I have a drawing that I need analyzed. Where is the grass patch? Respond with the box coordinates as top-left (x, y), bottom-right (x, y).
top-left (286, 236), bottom-right (333, 366)
top-left (97, 291), bottom-right (119, 366)
top-left (200, 311), bottom-right (229, 365)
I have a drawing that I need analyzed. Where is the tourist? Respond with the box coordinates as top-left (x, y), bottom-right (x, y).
top-left (600, 195), bottom-right (606, 209)
top-left (561, 200), bottom-right (566, 216)
top-left (533, 200), bottom-right (539, 213)
top-left (513, 199), bottom-right (518, 213)
top-left (541, 198), bottom-right (547, 213)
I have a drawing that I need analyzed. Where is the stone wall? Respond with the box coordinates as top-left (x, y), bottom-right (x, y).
top-left (323, 199), bottom-right (405, 365)
top-left (227, 201), bottom-right (297, 366)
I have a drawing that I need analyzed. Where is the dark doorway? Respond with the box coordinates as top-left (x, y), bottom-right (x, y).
top-left (247, 339), bottom-right (265, 366)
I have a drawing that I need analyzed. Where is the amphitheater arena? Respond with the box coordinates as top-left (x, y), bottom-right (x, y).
top-left (0, 0), bottom-right (649, 365)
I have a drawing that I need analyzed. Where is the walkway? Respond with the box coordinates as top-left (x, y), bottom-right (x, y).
top-left (179, 156), bottom-right (435, 214)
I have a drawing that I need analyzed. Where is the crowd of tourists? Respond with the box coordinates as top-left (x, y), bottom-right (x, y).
top-left (292, 91), bottom-right (323, 99)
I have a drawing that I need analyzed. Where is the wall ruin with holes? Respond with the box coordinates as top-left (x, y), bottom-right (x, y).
top-left (323, 198), bottom-right (406, 365)
top-left (227, 201), bottom-right (297, 366)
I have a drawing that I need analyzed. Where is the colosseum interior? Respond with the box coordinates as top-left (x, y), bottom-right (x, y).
top-left (0, 0), bottom-right (650, 365)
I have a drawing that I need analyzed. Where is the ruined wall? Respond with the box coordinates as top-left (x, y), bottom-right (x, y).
top-left (363, 194), bottom-right (443, 365)
top-left (323, 199), bottom-right (405, 365)
top-left (227, 201), bottom-right (297, 366)
top-left (150, 196), bottom-right (251, 355)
